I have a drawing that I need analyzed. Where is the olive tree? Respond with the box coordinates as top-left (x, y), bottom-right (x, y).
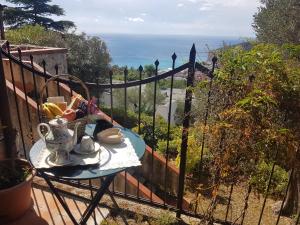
top-left (253, 0), bottom-right (300, 44)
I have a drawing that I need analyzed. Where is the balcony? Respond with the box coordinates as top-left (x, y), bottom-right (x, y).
top-left (0, 42), bottom-right (296, 225)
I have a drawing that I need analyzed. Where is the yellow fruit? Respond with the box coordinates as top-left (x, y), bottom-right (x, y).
top-left (42, 104), bottom-right (54, 119)
top-left (44, 102), bottom-right (63, 116)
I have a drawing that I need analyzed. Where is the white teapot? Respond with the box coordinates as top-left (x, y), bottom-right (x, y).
top-left (37, 118), bottom-right (80, 153)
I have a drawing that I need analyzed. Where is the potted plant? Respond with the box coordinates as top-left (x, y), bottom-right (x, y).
top-left (0, 127), bottom-right (36, 223)
top-left (0, 45), bottom-right (36, 223)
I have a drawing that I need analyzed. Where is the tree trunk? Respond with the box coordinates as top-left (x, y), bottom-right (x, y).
top-left (281, 168), bottom-right (300, 216)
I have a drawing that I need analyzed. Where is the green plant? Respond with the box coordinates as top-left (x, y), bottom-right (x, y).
top-left (6, 25), bottom-right (65, 46)
top-left (0, 126), bottom-right (30, 190)
top-left (157, 139), bottom-right (179, 156)
top-left (194, 43), bottom-right (300, 214)
top-left (175, 126), bottom-right (209, 174)
top-left (150, 210), bottom-right (178, 225)
top-left (159, 79), bottom-right (187, 90)
top-left (0, 163), bottom-right (30, 190)
top-left (101, 107), bottom-right (138, 129)
top-left (6, 25), bottom-right (111, 85)
top-left (132, 114), bottom-right (181, 150)
top-left (250, 161), bottom-right (288, 197)
top-left (253, 0), bottom-right (300, 44)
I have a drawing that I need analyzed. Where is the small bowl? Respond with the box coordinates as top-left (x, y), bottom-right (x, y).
top-left (97, 128), bottom-right (124, 144)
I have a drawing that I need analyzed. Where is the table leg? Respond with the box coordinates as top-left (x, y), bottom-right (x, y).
top-left (39, 171), bottom-right (79, 225)
top-left (102, 177), bottom-right (129, 225)
top-left (79, 174), bottom-right (116, 225)
top-left (39, 171), bottom-right (116, 225)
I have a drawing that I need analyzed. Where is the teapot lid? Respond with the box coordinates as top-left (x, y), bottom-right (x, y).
top-left (49, 118), bottom-right (68, 127)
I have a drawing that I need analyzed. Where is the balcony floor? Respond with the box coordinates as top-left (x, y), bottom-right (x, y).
top-left (4, 186), bottom-right (110, 225)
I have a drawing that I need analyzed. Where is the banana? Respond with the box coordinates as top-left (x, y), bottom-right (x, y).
top-left (42, 104), bottom-right (55, 119)
top-left (44, 102), bottom-right (63, 116)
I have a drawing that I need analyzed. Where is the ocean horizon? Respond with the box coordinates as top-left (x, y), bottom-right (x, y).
top-left (96, 33), bottom-right (246, 69)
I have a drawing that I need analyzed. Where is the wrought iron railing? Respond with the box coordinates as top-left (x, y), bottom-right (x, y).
top-left (0, 41), bottom-right (296, 225)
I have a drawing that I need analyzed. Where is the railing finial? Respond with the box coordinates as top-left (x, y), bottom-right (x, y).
top-left (212, 55), bottom-right (217, 64)
top-left (138, 65), bottom-right (143, 72)
top-left (172, 53), bottom-right (177, 61)
top-left (124, 66), bottom-right (128, 74)
top-left (189, 44), bottom-right (196, 61)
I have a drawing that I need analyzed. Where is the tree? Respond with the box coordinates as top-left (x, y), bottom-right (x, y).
top-left (142, 83), bottom-right (166, 114)
top-left (196, 44), bottom-right (300, 216)
top-left (253, 0), bottom-right (300, 44)
top-left (3, 0), bottom-right (75, 31)
top-left (144, 64), bottom-right (156, 77)
top-left (65, 33), bottom-right (111, 83)
top-left (112, 83), bottom-right (166, 115)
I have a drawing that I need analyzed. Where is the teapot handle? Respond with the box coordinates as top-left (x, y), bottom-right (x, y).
top-left (37, 123), bottom-right (51, 142)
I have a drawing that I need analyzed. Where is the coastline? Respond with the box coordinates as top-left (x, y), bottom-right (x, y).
top-left (97, 33), bottom-right (243, 69)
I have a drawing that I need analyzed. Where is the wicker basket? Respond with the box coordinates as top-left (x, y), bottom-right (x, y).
top-left (39, 74), bottom-right (91, 138)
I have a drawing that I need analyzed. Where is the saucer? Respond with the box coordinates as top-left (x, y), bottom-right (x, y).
top-left (73, 142), bottom-right (101, 155)
top-left (46, 153), bottom-right (73, 167)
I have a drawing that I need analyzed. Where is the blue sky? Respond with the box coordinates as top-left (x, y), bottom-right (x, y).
top-left (2, 0), bottom-right (261, 37)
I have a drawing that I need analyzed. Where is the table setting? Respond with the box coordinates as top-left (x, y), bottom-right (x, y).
top-left (32, 118), bottom-right (142, 172)
top-left (28, 75), bottom-right (146, 225)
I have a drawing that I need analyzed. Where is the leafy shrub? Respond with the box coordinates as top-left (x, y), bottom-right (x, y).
top-left (250, 161), bottom-right (288, 197)
top-left (159, 78), bottom-right (187, 90)
top-left (6, 25), bottom-right (111, 84)
top-left (132, 114), bottom-right (170, 149)
top-left (175, 127), bottom-right (211, 174)
top-left (6, 25), bottom-right (65, 47)
top-left (101, 107), bottom-right (138, 129)
top-left (150, 210), bottom-right (178, 225)
top-left (195, 43), bottom-right (300, 190)
top-left (157, 139), bottom-right (180, 156)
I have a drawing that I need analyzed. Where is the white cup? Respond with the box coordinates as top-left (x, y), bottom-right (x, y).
top-left (80, 136), bottom-right (95, 153)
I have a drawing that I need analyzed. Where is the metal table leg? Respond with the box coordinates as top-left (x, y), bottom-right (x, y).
top-left (39, 171), bottom-right (116, 225)
top-left (79, 174), bottom-right (116, 225)
top-left (39, 171), bottom-right (79, 225)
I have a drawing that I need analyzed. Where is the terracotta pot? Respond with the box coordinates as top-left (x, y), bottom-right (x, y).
top-left (0, 159), bottom-right (36, 223)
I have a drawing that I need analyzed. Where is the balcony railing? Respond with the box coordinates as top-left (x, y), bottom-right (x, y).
top-left (0, 41), bottom-right (295, 225)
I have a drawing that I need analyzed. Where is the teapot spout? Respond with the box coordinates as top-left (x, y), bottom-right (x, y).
top-left (72, 122), bottom-right (81, 146)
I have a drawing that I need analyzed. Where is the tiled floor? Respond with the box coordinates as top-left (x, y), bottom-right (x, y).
top-left (5, 187), bottom-right (110, 225)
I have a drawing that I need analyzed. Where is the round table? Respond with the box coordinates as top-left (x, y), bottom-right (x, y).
top-left (29, 127), bottom-right (146, 179)
top-left (29, 126), bottom-right (146, 225)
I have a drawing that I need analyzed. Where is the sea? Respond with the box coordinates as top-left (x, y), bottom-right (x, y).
top-left (97, 33), bottom-right (244, 70)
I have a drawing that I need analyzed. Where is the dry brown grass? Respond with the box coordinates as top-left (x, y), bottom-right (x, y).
top-left (185, 183), bottom-right (294, 225)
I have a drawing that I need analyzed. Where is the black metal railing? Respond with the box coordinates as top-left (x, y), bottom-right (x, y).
top-left (0, 41), bottom-right (296, 225)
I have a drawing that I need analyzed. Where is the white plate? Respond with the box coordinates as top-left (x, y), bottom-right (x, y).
top-left (73, 142), bottom-right (101, 155)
